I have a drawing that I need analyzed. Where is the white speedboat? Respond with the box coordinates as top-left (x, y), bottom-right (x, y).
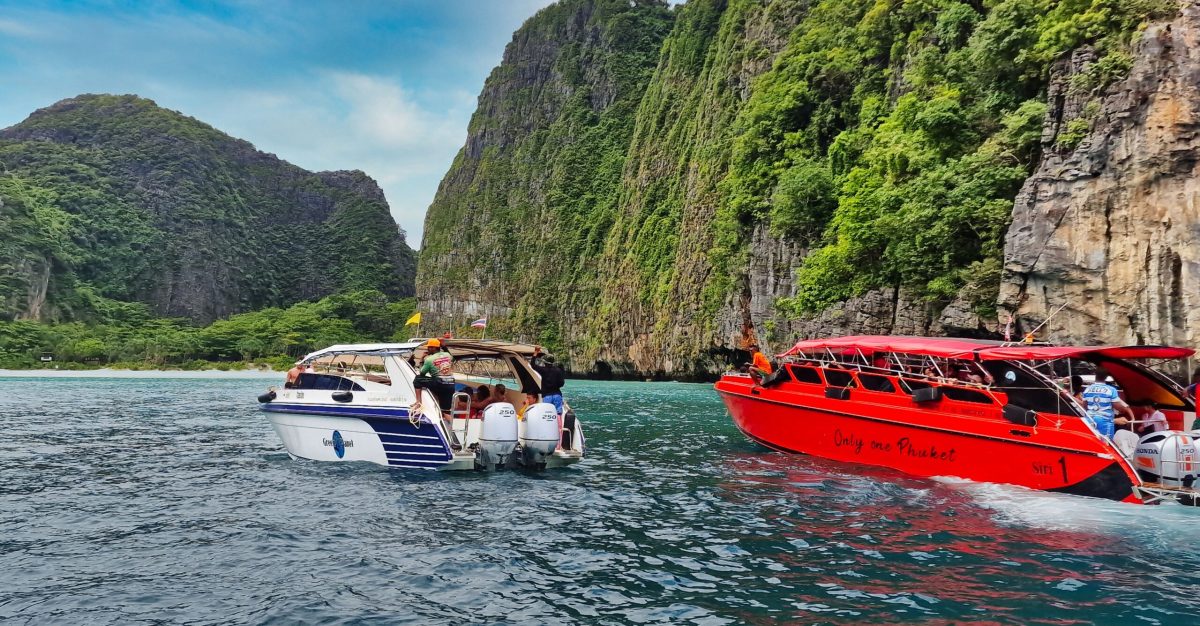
top-left (257, 339), bottom-right (584, 470)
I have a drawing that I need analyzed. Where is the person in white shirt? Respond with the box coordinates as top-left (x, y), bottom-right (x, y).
top-left (1137, 404), bottom-right (1169, 435)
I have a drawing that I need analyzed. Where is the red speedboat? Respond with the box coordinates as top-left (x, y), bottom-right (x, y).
top-left (715, 336), bottom-right (1198, 504)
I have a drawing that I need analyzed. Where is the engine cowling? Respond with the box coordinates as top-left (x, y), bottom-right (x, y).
top-left (1134, 431), bottom-right (1199, 486)
top-left (478, 402), bottom-right (518, 468)
top-left (521, 402), bottom-right (560, 465)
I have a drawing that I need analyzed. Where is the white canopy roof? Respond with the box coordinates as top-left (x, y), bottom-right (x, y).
top-left (302, 342), bottom-right (422, 362)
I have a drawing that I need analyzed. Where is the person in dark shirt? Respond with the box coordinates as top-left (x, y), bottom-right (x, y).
top-left (531, 346), bottom-right (566, 415)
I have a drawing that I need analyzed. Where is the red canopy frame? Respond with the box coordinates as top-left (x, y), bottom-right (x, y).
top-left (780, 335), bottom-right (1193, 362)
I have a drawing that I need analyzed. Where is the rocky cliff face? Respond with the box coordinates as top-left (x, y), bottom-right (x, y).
top-left (1000, 4), bottom-right (1200, 350)
top-left (418, 0), bottom-right (674, 349)
top-left (0, 95), bottom-right (416, 323)
top-left (420, 0), bottom-right (1180, 378)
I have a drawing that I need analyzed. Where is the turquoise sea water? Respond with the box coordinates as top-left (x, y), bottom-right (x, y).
top-left (3, 375), bottom-right (1200, 624)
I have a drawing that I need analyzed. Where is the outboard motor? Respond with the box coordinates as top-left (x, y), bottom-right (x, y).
top-left (520, 402), bottom-right (560, 468)
top-left (478, 403), bottom-right (518, 469)
top-left (1134, 431), bottom-right (1199, 487)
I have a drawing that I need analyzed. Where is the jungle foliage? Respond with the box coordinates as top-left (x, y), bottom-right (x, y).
top-left (421, 0), bottom-right (1175, 369)
top-left (0, 290), bottom-right (416, 369)
top-left (712, 0), bottom-right (1174, 316)
top-left (0, 94), bottom-right (415, 324)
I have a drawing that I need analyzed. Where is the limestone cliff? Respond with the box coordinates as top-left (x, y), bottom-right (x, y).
top-left (0, 95), bottom-right (416, 323)
top-left (1000, 4), bottom-right (1200, 350)
top-left (420, 0), bottom-right (1178, 378)
top-left (417, 0), bottom-right (674, 350)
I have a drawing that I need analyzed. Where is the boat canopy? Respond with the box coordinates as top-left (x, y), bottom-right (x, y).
top-left (303, 342), bottom-right (423, 361)
top-left (412, 338), bottom-right (542, 360)
top-left (779, 335), bottom-right (1194, 361)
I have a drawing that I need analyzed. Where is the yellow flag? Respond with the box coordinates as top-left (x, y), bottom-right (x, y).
top-left (405, 311), bottom-right (421, 326)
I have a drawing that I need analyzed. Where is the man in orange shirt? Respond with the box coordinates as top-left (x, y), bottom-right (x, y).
top-left (749, 344), bottom-right (772, 379)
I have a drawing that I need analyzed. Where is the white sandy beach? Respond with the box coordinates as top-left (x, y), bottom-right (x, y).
top-left (0, 368), bottom-right (281, 379)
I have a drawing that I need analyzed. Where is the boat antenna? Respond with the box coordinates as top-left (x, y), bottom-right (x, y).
top-left (1024, 302), bottom-right (1068, 343)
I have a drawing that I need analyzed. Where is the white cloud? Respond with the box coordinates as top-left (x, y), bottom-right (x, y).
top-left (172, 72), bottom-right (471, 246)
top-left (0, 18), bottom-right (39, 38)
top-left (0, 1), bottom-right (561, 248)
top-left (332, 73), bottom-right (428, 147)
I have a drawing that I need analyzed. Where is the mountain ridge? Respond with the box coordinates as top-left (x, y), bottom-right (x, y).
top-left (418, 0), bottom-right (1181, 377)
top-left (0, 93), bottom-right (416, 324)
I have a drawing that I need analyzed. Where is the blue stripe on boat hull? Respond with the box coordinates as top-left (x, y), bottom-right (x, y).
top-left (358, 417), bottom-right (453, 465)
top-left (264, 404), bottom-right (455, 467)
top-left (263, 402), bottom-right (414, 420)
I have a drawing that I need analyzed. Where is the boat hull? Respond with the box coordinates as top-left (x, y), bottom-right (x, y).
top-left (263, 406), bottom-right (584, 471)
top-left (716, 376), bottom-right (1141, 503)
top-left (265, 407), bottom-right (455, 469)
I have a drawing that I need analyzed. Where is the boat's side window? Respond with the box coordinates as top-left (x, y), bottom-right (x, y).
top-left (899, 379), bottom-right (932, 394)
top-left (295, 373), bottom-right (365, 392)
top-left (940, 386), bottom-right (994, 405)
top-left (858, 373), bottom-right (896, 393)
top-left (822, 368), bottom-right (857, 388)
top-left (788, 365), bottom-right (823, 385)
top-left (982, 362), bottom-right (1076, 415)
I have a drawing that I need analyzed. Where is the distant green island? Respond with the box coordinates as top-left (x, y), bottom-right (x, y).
top-left (1, 95), bottom-right (418, 371)
top-left (0, 290), bottom-right (415, 371)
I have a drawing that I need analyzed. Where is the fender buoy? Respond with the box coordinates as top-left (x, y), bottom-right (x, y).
top-left (257, 390), bottom-right (276, 403)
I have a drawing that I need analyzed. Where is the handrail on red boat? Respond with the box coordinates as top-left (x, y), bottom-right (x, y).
top-left (778, 335), bottom-right (1195, 362)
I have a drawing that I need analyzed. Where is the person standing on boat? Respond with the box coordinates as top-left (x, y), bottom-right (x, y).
top-left (1186, 367), bottom-right (1200, 401)
top-left (418, 338), bottom-right (456, 412)
top-left (285, 361), bottom-right (304, 388)
top-left (1081, 368), bottom-right (1134, 439)
top-left (531, 346), bottom-right (566, 416)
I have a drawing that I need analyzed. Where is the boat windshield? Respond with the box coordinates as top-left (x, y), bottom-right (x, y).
top-left (308, 352), bottom-right (392, 386)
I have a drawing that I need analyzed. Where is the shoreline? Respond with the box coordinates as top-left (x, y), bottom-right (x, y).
top-left (0, 367), bottom-right (281, 379)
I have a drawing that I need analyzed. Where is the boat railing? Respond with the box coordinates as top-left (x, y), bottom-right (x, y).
top-left (450, 391), bottom-right (472, 448)
top-left (785, 357), bottom-right (1029, 409)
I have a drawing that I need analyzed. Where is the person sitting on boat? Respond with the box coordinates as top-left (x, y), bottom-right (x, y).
top-left (748, 344), bottom-right (773, 380)
top-left (471, 385), bottom-right (494, 418)
top-left (492, 383), bottom-right (509, 405)
top-left (1136, 404), bottom-right (1169, 435)
top-left (420, 339), bottom-right (454, 377)
top-left (1081, 368), bottom-right (1134, 439)
top-left (531, 346), bottom-right (566, 415)
top-left (518, 393), bottom-right (540, 419)
top-left (285, 361), bottom-right (304, 388)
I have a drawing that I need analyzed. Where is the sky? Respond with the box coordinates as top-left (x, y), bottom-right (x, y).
top-left (0, 0), bottom-right (558, 247)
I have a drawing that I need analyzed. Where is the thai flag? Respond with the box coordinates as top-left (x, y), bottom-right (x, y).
top-left (470, 317), bottom-right (487, 328)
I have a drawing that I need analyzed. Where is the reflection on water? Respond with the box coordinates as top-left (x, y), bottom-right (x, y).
top-left (1, 376), bottom-right (1199, 624)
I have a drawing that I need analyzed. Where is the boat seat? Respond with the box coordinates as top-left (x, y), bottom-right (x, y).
top-left (825, 387), bottom-right (851, 400)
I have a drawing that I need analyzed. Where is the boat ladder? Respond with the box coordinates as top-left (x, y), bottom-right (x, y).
top-left (449, 391), bottom-right (473, 450)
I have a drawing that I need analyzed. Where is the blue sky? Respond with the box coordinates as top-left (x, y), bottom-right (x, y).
top-left (0, 0), bottom-right (557, 247)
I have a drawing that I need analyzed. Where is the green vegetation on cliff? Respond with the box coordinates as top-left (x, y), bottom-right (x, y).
top-left (418, 0), bottom-right (674, 353)
top-left (0, 290), bottom-right (416, 369)
top-left (713, 0), bottom-right (1174, 316)
top-left (1, 94), bottom-right (416, 325)
top-left (420, 0), bottom-right (1177, 375)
